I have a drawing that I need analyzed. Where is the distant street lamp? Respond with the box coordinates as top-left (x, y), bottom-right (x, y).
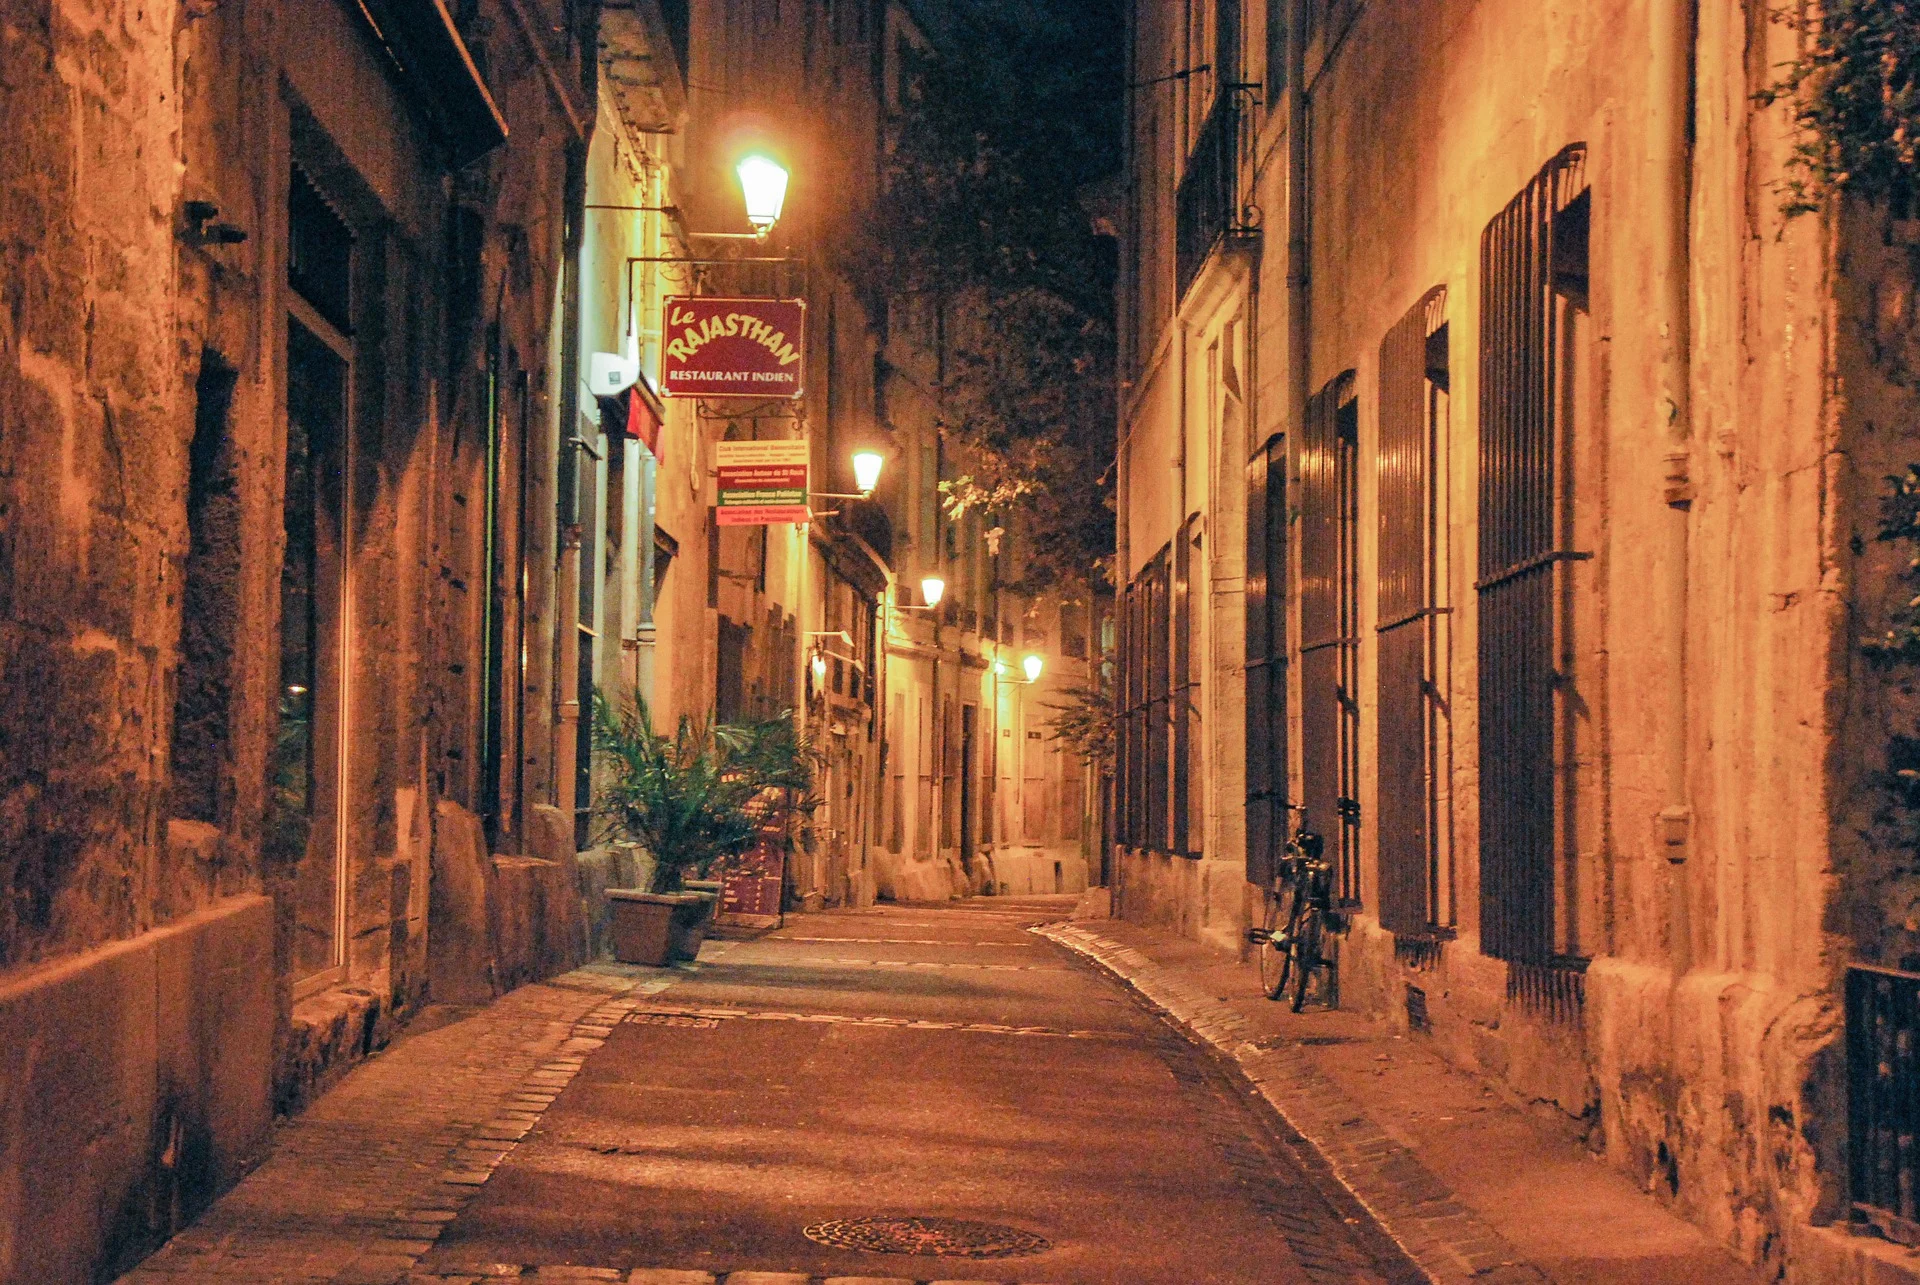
top-left (736, 155), bottom-right (790, 235)
top-left (1023, 653), bottom-right (1044, 683)
top-left (812, 449), bottom-right (886, 516)
top-left (920, 576), bottom-right (946, 609)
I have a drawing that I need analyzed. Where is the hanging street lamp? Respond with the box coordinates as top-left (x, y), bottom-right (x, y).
top-left (851, 450), bottom-right (884, 496)
top-left (736, 155), bottom-right (790, 236)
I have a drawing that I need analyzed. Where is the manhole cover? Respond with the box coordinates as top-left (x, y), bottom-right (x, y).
top-left (802, 1215), bottom-right (1051, 1258)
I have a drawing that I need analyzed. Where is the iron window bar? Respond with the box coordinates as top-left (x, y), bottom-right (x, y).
top-left (1476, 143), bottom-right (1589, 967)
top-left (1849, 962), bottom-right (1920, 1246)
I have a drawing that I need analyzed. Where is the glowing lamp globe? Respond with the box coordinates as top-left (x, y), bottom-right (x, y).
top-left (852, 450), bottom-right (884, 495)
top-left (1023, 654), bottom-right (1044, 683)
top-left (736, 155), bottom-right (790, 233)
top-left (810, 651), bottom-right (827, 684)
top-left (919, 576), bottom-right (945, 609)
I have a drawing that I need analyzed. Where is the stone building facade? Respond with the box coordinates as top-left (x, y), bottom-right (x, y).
top-left (0, 2), bottom-right (594, 1278)
top-left (575, 0), bottom-right (1106, 912)
top-left (1115, 0), bottom-right (1920, 1278)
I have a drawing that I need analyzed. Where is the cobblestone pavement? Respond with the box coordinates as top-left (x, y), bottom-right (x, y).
top-left (1038, 924), bottom-right (1534, 1285)
top-left (1039, 919), bottom-right (1771, 1285)
top-left (121, 899), bottom-right (1425, 1285)
top-left (118, 964), bottom-right (691, 1285)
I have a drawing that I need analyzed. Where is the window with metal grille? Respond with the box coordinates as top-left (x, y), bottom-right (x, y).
top-left (1146, 544), bottom-right (1172, 851)
top-left (1114, 547), bottom-right (1177, 854)
top-left (1172, 517), bottom-right (1201, 856)
top-left (1300, 373), bottom-right (1361, 904)
top-left (1376, 288), bottom-right (1454, 937)
top-left (1476, 143), bottom-right (1590, 965)
top-left (1245, 432), bottom-right (1289, 889)
top-left (1849, 964), bottom-right (1920, 1246)
top-left (1114, 584), bottom-right (1130, 847)
top-left (1119, 578), bottom-right (1148, 847)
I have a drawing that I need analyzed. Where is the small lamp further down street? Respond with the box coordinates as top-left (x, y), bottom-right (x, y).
top-left (1023, 653), bottom-right (1044, 683)
top-left (920, 576), bottom-right (946, 609)
top-left (852, 450), bottom-right (884, 495)
top-left (737, 155), bottom-right (790, 235)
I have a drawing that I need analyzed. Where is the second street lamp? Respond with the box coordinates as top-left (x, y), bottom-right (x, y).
top-left (812, 449), bottom-right (885, 517)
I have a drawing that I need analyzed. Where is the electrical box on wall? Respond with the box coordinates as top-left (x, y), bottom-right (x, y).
top-left (589, 351), bottom-right (638, 395)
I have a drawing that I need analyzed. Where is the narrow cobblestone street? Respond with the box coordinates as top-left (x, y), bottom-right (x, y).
top-left (120, 898), bottom-right (1424, 1285)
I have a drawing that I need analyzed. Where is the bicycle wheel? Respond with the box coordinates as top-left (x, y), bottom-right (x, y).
top-left (1257, 886), bottom-right (1297, 999)
top-left (1289, 905), bottom-right (1324, 1013)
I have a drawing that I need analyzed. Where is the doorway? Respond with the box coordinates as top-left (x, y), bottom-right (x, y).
top-left (277, 314), bottom-right (351, 992)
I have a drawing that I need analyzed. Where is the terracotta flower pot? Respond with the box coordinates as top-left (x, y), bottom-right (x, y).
top-left (607, 890), bottom-right (713, 965)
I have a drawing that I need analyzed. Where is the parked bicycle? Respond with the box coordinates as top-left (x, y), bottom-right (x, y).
top-left (1247, 805), bottom-right (1334, 1011)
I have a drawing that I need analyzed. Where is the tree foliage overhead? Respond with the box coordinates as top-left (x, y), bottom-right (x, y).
top-left (1758, 0), bottom-right (1920, 216)
top-left (838, 0), bottom-right (1122, 597)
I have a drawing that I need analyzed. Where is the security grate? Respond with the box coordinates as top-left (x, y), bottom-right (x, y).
top-left (1476, 143), bottom-right (1588, 965)
top-left (1245, 433), bottom-right (1290, 889)
top-left (1172, 516), bottom-right (1199, 856)
top-left (1300, 373), bottom-right (1361, 904)
top-left (1850, 963), bottom-right (1920, 1246)
top-left (1376, 287), bottom-right (1450, 938)
top-left (1146, 545), bottom-right (1172, 852)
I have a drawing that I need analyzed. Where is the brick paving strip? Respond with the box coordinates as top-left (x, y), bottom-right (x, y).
top-left (623, 1003), bottom-right (1126, 1041)
top-left (1035, 923), bottom-right (1549, 1285)
top-left (118, 962), bottom-right (698, 1285)
top-left (407, 1272), bottom-right (1056, 1284)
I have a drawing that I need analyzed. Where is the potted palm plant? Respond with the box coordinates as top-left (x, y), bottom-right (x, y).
top-left (591, 694), bottom-right (817, 964)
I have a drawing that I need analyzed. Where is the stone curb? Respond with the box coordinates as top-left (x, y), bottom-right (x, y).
top-left (1035, 922), bottom-right (1550, 1285)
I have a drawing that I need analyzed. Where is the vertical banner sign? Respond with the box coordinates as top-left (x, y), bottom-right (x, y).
top-left (661, 296), bottom-right (806, 398)
top-left (715, 439), bottom-right (810, 526)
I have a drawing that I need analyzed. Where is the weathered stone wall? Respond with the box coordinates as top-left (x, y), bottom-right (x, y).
top-left (1119, 0), bottom-right (1904, 1274)
top-left (0, 0), bottom-right (595, 1277)
top-left (1, 0), bottom-right (199, 971)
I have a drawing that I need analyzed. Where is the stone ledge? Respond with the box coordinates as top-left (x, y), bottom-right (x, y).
top-left (0, 894), bottom-right (274, 1284)
top-left (1793, 1224), bottom-right (1920, 1285)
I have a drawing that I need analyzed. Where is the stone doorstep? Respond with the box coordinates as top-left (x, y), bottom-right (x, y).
top-left (1037, 920), bottom-right (1528, 1285)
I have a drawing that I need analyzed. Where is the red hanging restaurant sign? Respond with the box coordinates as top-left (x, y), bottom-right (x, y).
top-left (660, 296), bottom-right (806, 399)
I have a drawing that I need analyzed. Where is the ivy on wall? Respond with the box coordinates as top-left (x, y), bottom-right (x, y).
top-left (1756, 0), bottom-right (1920, 217)
top-left (1863, 468), bottom-right (1920, 849)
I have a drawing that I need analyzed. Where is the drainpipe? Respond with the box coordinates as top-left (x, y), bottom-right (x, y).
top-left (1177, 318), bottom-right (1189, 580)
top-left (554, 141), bottom-right (588, 842)
top-left (933, 431), bottom-right (947, 890)
top-left (1285, 0), bottom-right (1309, 812)
top-left (1649, 0), bottom-right (1696, 973)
